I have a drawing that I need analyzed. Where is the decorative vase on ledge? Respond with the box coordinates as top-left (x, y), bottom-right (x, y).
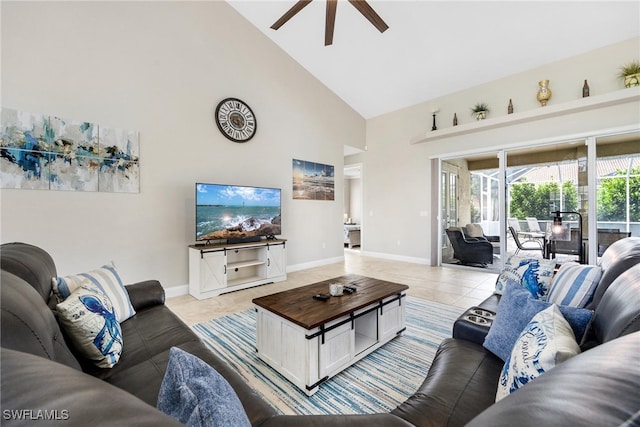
top-left (536, 79), bottom-right (552, 106)
top-left (470, 102), bottom-right (489, 121)
top-left (624, 73), bottom-right (640, 88)
top-left (619, 61), bottom-right (640, 88)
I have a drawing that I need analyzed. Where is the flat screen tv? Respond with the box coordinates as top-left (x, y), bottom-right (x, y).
top-left (196, 183), bottom-right (281, 243)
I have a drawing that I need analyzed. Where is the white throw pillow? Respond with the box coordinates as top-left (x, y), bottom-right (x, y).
top-left (495, 305), bottom-right (580, 401)
top-left (53, 262), bottom-right (135, 322)
top-left (57, 282), bottom-right (123, 368)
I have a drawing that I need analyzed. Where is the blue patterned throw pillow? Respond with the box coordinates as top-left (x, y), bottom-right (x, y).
top-left (496, 305), bottom-right (581, 401)
top-left (53, 262), bottom-right (135, 322)
top-left (158, 347), bottom-right (251, 427)
top-left (547, 262), bottom-right (602, 308)
top-left (56, 282), bottom-right (123, 368)
top-left (495, 255), bottom-right (556, 299)
top-left (483, 281), bottom-right (593, 361)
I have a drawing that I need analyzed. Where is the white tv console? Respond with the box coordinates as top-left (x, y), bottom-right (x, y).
top-left (188, 239), bottom-right (286, 299)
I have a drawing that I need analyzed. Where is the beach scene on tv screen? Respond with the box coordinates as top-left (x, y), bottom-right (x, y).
top-left (196, 184), bottom-right (281, 241)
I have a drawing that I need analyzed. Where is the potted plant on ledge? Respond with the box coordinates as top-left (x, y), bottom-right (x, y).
top-left (471, 102), bottom-right (489, 121)
top-left (619, 60), bottom-right (640, 88)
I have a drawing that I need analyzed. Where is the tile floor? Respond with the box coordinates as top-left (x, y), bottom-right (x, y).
top-left (166, 250), bottom-right (498, 326)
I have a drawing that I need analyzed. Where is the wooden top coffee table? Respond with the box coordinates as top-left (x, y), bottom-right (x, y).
top-left (253, 274), bottom-right (409, 395)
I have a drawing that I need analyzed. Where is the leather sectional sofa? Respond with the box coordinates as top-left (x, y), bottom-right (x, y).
top-left (1, 241), bottom-right (639, 426)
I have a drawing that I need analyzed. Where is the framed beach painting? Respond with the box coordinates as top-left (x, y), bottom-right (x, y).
top-left (292, 159), bottom-right (334, 201)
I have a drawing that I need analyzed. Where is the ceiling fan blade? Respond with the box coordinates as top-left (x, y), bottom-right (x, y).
top-left (271, 0), bottom-right (313, 30)
top-left (347, 0), bottom-right (389, 33)
top-left (325, 0), bottom-right (337, 46)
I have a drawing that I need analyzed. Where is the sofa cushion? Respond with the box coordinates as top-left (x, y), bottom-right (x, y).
top-left (590, 263), bottom-right (640, 345)
top-left (0, 348), bottom-right (183, 426)
top-left (391, 338), bottom-right (503, 427)
top-left (157, 347), bottom-right (251, 427)
top-left (85, 305), bottom-right (277, 427)
top-left (468, 332), bottom-right (640, 427)
top-left (57, 282), bottom-right (123, 368)
top-left (495, 305), bottom-right (580, 401)
top-left (53, 262), bottom-right (136, 322)
top-left (588, 236), bottom-right (640, 309)
top-left (547, 262), bottom-right (601, 307)
top-left (465, 223), bottom-right (485, 238)
top-left (85, 304), bottom-right (202, 380)
top-left (483, 281), bottom-right (592, 361)
top-left (495, 256), bottom-right (555, 299)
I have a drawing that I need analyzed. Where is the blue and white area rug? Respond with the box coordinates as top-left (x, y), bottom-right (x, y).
top-left (193, 297), bottom-right (464, 415)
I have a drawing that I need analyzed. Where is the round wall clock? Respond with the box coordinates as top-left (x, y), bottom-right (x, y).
top-left (214, 98), bottom-right (257, 143)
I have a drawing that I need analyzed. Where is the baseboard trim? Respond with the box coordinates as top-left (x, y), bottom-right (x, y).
top-left (164, 284), bottom-right (189, 298)
top-left (287, 256), bottom-right (345, 273)
top-left (361, 250), bottom-right (430, 265)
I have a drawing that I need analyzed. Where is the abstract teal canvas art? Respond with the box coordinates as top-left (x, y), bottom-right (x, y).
top-left (0, 107), bottom-right (139, 193)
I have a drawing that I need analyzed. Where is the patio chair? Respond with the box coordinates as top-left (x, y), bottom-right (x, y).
top-left (509, 217), bottom-right (544, 242)
top-left (508, 218), bottom-right (522, 234)
top-left (446, 227), bottom-right (494, 266)
top-left (465, 223), bottom-right (499, 242)
top-left (509, 226), bottom-right (543, 255)
top-left (525, 217), bottom-right (546, 236)
top-left (465, 223), bottom-right (500, 254)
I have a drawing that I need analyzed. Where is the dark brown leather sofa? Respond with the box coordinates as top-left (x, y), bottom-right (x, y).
top-left (2, 241), bottom-right (639, 426)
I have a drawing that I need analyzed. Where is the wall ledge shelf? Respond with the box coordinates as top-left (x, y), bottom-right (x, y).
top-left (410, 87), bottom-right (640, 145)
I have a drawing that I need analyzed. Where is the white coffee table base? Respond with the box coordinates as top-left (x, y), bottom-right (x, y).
top-left (255, 293), bottom-right (406, 396)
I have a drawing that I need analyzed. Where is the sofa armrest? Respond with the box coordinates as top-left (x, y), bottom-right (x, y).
top-left (126, 280), bottom-right (165, 311)
top-left (453, 294), bottom-right (501, 344)
top-left (453, 312), bottom-right (492, 344)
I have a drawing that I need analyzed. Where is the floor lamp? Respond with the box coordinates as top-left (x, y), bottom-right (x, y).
top-left (551, 210), bottom-right (584, 263)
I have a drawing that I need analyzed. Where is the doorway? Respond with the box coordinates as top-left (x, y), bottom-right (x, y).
top-left (440, 155), bottom-right (502, 271)
top-left (344, 164), bottom-right (362, 250)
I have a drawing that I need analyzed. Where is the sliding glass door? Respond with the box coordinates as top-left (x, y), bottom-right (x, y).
top-left (504, 140), bottom-right (587, 263)
top-left (595, 132), bottom-right (640, 259)
top-left (438, 129), bottom-right (639, 269)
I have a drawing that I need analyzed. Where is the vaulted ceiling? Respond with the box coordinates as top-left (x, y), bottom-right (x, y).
top-left (228, 1), bottom-right (640, 119)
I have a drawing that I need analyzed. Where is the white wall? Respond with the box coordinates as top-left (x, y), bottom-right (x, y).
top-left (1, 2), bottom-right (365, 291)
top-left (361, 37), bottom-right (640, 264)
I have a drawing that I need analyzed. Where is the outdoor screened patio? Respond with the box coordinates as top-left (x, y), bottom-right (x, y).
top-left (440, 131), bottom-right (640, 271)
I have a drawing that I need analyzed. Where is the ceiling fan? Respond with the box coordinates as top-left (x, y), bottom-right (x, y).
top-left (271, 0), bottom-right (389, 46)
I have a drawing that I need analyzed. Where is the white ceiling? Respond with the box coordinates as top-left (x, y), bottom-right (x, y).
top-left (228, 1), bottom-right (640, 120)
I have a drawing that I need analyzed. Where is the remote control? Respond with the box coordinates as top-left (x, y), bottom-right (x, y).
top-left (313, 294), bottom-right (331, 301)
